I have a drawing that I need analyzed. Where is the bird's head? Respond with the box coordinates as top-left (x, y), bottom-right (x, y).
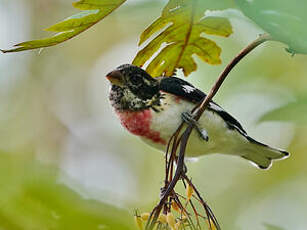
top-left (106, 64), bottom-right (160, 111)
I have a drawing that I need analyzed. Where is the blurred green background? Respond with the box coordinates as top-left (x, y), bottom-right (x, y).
top-left (1, 0), bottom-right (307, 229)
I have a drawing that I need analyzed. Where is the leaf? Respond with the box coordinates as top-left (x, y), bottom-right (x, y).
top-left (264, 223), bottom-right (286, 230)
top-left (235, 0), bottom-right (307, 54)
top-left (1, 0), bottom-right (126, 53)
top-left (258, 96), bottom-right (307, 124)
top-left (0, 152), bottom-right (133, 230)
top-left (132, 0), bottom-right (233, 77)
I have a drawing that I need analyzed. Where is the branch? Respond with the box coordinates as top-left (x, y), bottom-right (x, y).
top-left (146, 33), bottom-right (272, 230)
top-left (193, 33), bottom-right (272, 120)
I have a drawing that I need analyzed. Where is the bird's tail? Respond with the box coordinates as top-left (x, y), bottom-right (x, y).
top-left (242, 136), bottom-right (289, 169)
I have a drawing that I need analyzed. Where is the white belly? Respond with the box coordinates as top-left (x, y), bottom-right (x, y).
top-left (141, 94), bottom-right (246, 157)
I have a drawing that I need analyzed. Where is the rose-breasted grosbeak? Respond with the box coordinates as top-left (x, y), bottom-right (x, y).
top-left (106, 64), bottom-right (289, 169)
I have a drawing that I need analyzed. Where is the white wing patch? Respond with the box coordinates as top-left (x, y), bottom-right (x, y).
top-left (182, 85), bottom-right (195, 93)
top-left (209, 102), bottom-right (223, 112)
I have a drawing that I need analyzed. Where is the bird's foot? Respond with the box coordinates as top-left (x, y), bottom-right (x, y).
top-left (160, 187), bottom-right (166, 199)
top-left (181, 111), bottom-right (209, 141)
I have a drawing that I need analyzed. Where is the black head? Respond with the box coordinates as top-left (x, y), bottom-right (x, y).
top-left (106, 64), bottom-right (160, 111)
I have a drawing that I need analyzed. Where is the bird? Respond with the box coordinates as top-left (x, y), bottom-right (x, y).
top-left (106, 64), bottom-right (289, 169)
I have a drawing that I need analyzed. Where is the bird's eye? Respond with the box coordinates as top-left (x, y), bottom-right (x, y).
top-left (130, 75), bottom-right (142, 85)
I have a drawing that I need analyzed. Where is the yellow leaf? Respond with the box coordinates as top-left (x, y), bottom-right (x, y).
top-left (167, 212), bottom-right (176, 229)
top-left (133, 0), bottom-right (232, 77)
top-left (174, 221), bottom-right (182, 230)
top-left (158, 213), bottom-right (167, 224)
top-left (206, 218), bottom-right (217, 230)
top-left (140, 212), bottom-right (150, 221)
top-left (186, 183), bottom-right (194, 201)
top-left (134, 216), bottom-right (143, 230)
top-left (171, 200), bottom-right (180, 212)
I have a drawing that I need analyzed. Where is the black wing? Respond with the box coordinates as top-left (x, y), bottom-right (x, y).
top-left (159, 77), bottom-right (247, 134)
top-left (159, 77), bottom-right (206, 103)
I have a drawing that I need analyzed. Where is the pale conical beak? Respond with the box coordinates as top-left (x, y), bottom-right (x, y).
top-left (106, 70), bottom-right (124, 86)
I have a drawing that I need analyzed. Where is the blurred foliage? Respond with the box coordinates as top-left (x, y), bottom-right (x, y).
top-left (259, 95), bottom-right (307, 124)
top-left (132, 0), bottom-right (232, 77)
top-left (1, 0), bottom-right (126, 53)
top-left (0, 152), bottom-right (133, 230)
top-left (264, 223), bottom-right (285, 230)
top-left (236, 0), bottom-right (307, 54)
top-left (1, 0), bottom-right (307, 230)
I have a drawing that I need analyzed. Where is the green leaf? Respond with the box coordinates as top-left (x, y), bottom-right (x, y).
top-left (1, 0), bottom-right (126, 53)
top-left (235, 0), bottom-right (307, 54)
top-left (0, 153), bottom-right (133, 230)
top-left (258, 96), bottom-right (307, 124)
top-left (264, 223), bottom-right (286, 230)
top-left (132, 0), bottom-right (233, 77)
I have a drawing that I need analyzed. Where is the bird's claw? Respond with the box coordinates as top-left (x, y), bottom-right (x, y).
top-left (181, 111), bottom-right (209, 141)
top-left (160, 187), bottom-right (166, 199)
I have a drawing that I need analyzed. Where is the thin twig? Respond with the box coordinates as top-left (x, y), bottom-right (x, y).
top-left (146, 33), bottom-right (272, 230)
top-left (193, 33), bottom-right (272, 120)
top-left (183, 174), bottom-right (219, 230)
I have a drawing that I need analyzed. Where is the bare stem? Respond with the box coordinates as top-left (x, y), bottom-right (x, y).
top-left (193, 33), bottom-right (272, 120)
top-left (146, 33), bottom-right (272, 230)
